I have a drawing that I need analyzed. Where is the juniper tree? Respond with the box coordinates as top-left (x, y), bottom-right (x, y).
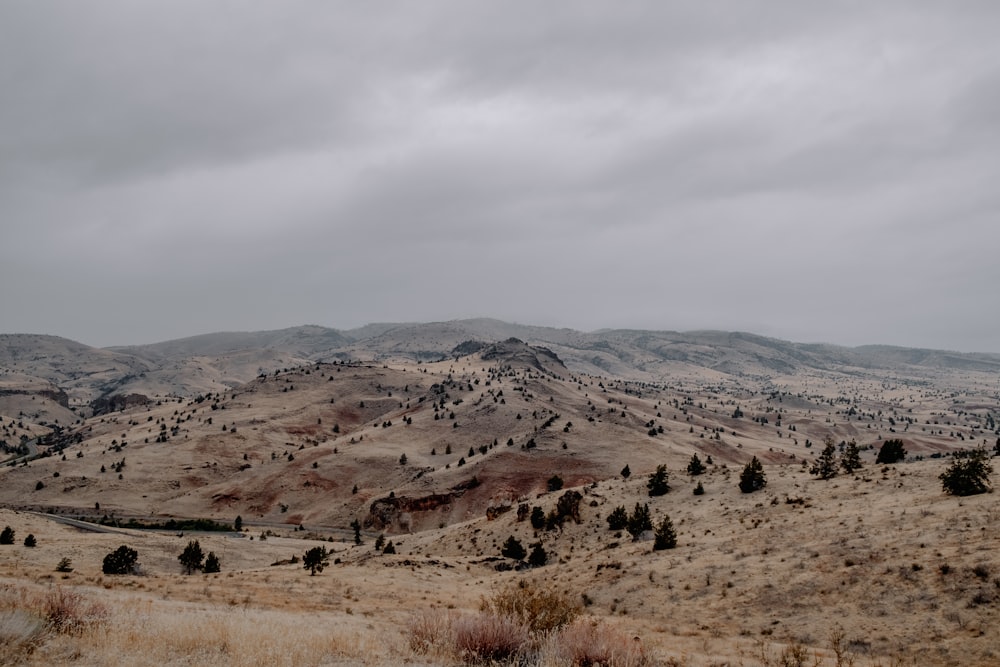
top-left (626, 503), bottom-right (652, 541)
top-left (840, 439), bottom-right (863, 473)
top-left (940, 448), bottom-right (993, 496)
top-left (647, 465), bottom-right (670, 496)
top-left (606, 505), bottom-right (628, 531)
top-left (811, 437), bottom-right (839, 480)
top-left (687, 454), bottom-right (706, 476)
top-left (303, 546), bottom-right (330, 575)
top-left (876, 439), bottom-right (906, 464)
top-left (204, 552), bottom-right (221, 573)
top-left (501, 535), bottom-right (526, 560)
top-left (738, 456), bottom-right (767, 493)
top-left (653, 515), bottom-right (677, 550)
top-left (178, 540), bottom-right (205, 574)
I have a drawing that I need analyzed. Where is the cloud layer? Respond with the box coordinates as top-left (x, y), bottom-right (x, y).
top-left (2, 2), bottom-right (998, 351)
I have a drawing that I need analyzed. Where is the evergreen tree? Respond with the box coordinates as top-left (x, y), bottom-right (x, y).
top-left (840, 440), bottom-right (863, 473)
top-left (0, 526), bottom-right (14, 545)
top-left (653, 515), bottom-right (677, 550)
top-left (501, 536), bottom-right (526, 560)
top-left (178, 540), bottom-right (205, 574)
top-left (23, 534), bottom-right (36, 548)
top-left (547, 475), bottom-right (564, 492)
top-left (876, 439), bottom-right (907, 464)
top-left (646, 465), bottom-right (670, 496)
top-left (693, 481), bottom-right (705, 496)
top-left (351, 518), bottom-right (362, 545)
top-left (204, 552), bottom-right (221, 573)
top-left (811, 437), bottom-right (839, 480)
top-left (530, 506), bottom-right (546, 530)
top-left (382, 540), bottom-right (396, 554)
top-left (606, 505), bottom-right (628, 531)
top-left (738, 456), bottom-right (767, 493)
top-left (686, 454), bottom-right (706, 476)
top-left (527, 542), bottom-right (547, 567)
top-left (626, 503), bottom-right (652, 541)
top-left (940, 448), bottom-right (993, 496)
top-left (103, 545), bottom-right (138, 575)
top-left (234, 515), bottom-right (243, 532)
top-left (620, 464), bottom-right (631, 479)
top-left (303, 546), bottom-right (330, 575)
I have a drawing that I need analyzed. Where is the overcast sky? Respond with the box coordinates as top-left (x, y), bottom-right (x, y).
top-left (2, 2), bottom-right (998, 352)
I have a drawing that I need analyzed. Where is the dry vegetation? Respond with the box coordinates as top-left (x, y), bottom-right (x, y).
top-left (1, 333), bottom-right (999, 665)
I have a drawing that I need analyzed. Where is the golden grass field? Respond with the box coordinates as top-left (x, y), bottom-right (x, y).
top-left (1, 342), bottom-right (998, 665)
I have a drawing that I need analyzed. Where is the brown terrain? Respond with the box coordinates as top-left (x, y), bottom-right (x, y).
top-left (0, 321), bottom-right (998, 666)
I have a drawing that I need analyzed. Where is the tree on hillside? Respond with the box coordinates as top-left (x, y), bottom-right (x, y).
top-left (626, 503), bottom-right (652, 541)
top-left (653, 515), bottom-right (677, 551)
top-left (303, 546), bottom-right (330, 575)
top-left (940, 448), bottom-right (993, 496)
top-left (527, 542), bottom-right (547, 567)
top-left (547, 475), bottom-right (564, 492)
top-left (620, 464), bottom-right (631, 480)
top-left (606, 505), bottom-right (628, 531)
top-left (738, 456), bottom-right (767, 493)
top-left (234, 515), bottom-right (243, 532)
top-left (647, 465), bottom-right (670, 496)
top-left (687, 454), bottom-right (706, 476)
top-left (351, 518), bottom-right (362, 545)
top-left (178, 540), bottom-right (205, 574)
top-left (103, 545), bottom-right (139, 575)
top-left (876, 439), bottom-right (906, 464)
top-left (204, 552), bottom-right (221, 573)
top-left (530, 506), bottom-right (546, 530)
top-left (0, 526), bottom-right (14, 545)
top-left (840, 440), bottom-right (863, 473)
top-left (811, 437), bottom-right (839, 480)
top-left (501, 536), bottom-right (526, 560)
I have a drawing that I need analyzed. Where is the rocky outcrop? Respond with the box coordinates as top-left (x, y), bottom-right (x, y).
top-left (90, 393), bottom-right (150, 415)
top-left (366, 477), bottom-right (481, 531)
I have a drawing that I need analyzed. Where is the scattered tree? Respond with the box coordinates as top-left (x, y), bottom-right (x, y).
top-left (527, 542), bottom-right (547, 567)
top-left (103, 545), bottom-right (139, 575)
top-left (0, 526), bottom-right (14, 545)
top-left (693, 481), bottom-right (705, 496)
top-left (606, 505), bottom-right (628, 531)
top-left (940, 448), bottom-right (993, 496)
top-left (738, 456), bottom-right (767, 493)
top-left (530, 506), bottom-right (546, 530)
top-left (23, 534), bottom-right (36, 548)
top-left (647, 465), bottom-right (670, 496)
top-left (55, 557), bottom-right (73, 573)
top-left (547, 475), bottom-right (564, 492)
top-left (876, 438), bottom-right (907, 464)
top-left (234, 515), bottom-right (243, 532)
top-left (840, 439), bottom-right (863, 473)
top-left (399, 453), bottom-right (407, 465)
top-left (204, 552), bottom-right (221, 573)
top-left (626, 503), bottom-right (652, 541)
top-left (501, 536), bottom-right (526, 560)
top-left (620, 464), bottom-right (631, 479)
top-left (351, 518), bottom-right (362, 545)
top-left (178, 540), bottom-right (205, 574)
top-left (303, 546), bottom-right (330, 575)
top-left (811, 437), bottom-right (839, 480)
top-left (653, 515), bottom-right (677, 550)
top-left (687, 454), bottom-right (706, 476)
top-left (374, 534), bottom-right (385, 551)
top-left (382, 540), bottom-right (396, 554)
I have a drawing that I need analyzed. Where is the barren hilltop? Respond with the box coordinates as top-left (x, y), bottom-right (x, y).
top-left (1, 321), bottom-right (998, 666)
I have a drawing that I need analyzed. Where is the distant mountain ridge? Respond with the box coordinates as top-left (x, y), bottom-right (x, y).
top-left (2, 320), bottom-right (999, 408)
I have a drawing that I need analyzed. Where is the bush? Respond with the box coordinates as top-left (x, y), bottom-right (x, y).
top-left (876, 438), bottom-right (907, 464)
top-left (527, 542), bottom-right (547, 567)
top-left (693, 481), bottom-right (705, 495)
top-left (940, 448), bottom-right (993, 496)
top-left (480, 581), bottom-right (581, 635)
top-left (102, 545), bottom-right (138, 575)
top-left (23, 534), bottom-right (36, 548)
top-left (530, 506), bottom-right (546, 530)
top-left (452, 613), bottom-right (529, 664)
top-left (547, 475), bottom-right (564, 492)
top-left (739, 456), bottom-right (767, 493)
top-left (544, 619), bottom-right (652, 667)
top-left (39, 587), bottom-right (108, 635)
top-left (0, 526), bottom-right (14, 545)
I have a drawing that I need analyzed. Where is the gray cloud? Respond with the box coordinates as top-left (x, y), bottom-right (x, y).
top-left (1, 2), bottom-right (998, 352)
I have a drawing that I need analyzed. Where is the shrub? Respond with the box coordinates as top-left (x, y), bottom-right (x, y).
top-left (620, 464), bottom-right (631, 479)
top-left (480, 581), bottom-right (581, 635)
top-left (687, 454), bottom-right (706, 476)
top-left (23, 534), bottom-right (36, 548)
top-left (102, 545), bottom-right (138, 575)
top-left (39, 587), bottom-right (108, 635)
top-left (876, 438), bottom-right (906, 464)
top-left (501, 536), bottom-right (526, 560)
top-left (940, 448), bottom-right (993, 496)
top-left (55, 557), bottom-right (73, 573)
top-left (646, 465), bottom-right (670, 496)
top-left (739, 456), bottom-right (767, 493)
top-left (382, 540), bottom-right (396, 554)
top-left (530, 506), bottom-right (546, 530)
top-left (547, 475), bottom-right (564, 492)
top-left (0, 526), bottom-right (14, 545)
top-left (452, 613), bottom-right (529, 664)
top-left (544, 619), bottom-right (652, 667)
top-left (693, 481), bottom-right (705, 495)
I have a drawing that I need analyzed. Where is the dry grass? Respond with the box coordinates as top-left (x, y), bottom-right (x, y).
top-left (541, 619), bottom-right (652, 667)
